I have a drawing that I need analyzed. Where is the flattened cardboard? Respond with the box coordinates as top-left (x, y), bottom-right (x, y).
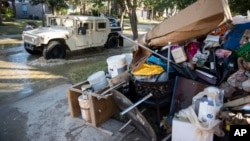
top-left (145, 0), bottom-right (232, 46)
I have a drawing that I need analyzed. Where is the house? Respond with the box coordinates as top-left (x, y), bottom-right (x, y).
top-left (15, 0), bottom-right (50, 19)
top-left (13, 0), bottom-right (149, 21)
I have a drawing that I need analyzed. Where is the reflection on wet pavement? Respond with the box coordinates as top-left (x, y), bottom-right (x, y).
top-left (0, 60), bottom-right (62, 80)
top-left (0, 38), bottom-right (22, 48)
top-left (0, 43), bottom-right (21, 49)
top-left (0, 60), bottom-right (64, 105)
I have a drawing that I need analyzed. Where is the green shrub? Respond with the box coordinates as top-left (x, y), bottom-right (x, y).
top-left (69, 12), bottom-right (80, 15)
top-left (4, 7), bottom-right (14, 18)
top-left (0, 19), bottom-right (42, 35)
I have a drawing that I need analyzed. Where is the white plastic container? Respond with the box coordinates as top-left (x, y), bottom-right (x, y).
top-left (107, 55), bottom-right (127, 78)
top-left (198, 97), bottom-right (219, 124)
top-left (87, 71), bottom-right (108, 91)
top-left (172, 117), bottom-right (213, 141)
top-left (78, 95), bottom-right (91, 122)
top-left (122, 53), bottom-right (133, 66)
top-left (193, 86), bottom-right (224, 126)
top-left (122, 53), bottom-right (133, 70)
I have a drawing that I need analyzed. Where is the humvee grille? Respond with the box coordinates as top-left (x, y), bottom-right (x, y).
top-left (23, 35), bottom-right (33, 42)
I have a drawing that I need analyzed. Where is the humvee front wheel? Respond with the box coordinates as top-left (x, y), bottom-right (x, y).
top-left (107, 36), bottom-right (118, 48)
top-left (43, 41), bottom-right (66, 59)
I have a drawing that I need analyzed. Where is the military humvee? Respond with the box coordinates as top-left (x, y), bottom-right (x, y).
top-left (22, 15), bottom-right (123, 59)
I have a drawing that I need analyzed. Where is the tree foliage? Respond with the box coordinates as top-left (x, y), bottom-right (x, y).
top-left (175, 0), bottom-right (196, 9)
top-left (91, 0), bottom-right (105, 16)
top-left (229, 0), bottom-right (250, 15)
top-left (143, 0), bottom-right (157, 20)
top-left (0, 0), bottom-right (15, 24)
top-left (29, 0), bottom-right (68, 15)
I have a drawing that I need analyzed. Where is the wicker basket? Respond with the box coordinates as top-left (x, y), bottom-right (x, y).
top-left (131, 75), bottom-right (175, 99)
top-left (130, 75), bottom-right (175, 124)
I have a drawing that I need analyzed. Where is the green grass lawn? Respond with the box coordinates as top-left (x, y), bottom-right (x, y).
top-left (0, 19), bottom-right (42, 35)
top-left (68, 60), bottom-right (108, 84)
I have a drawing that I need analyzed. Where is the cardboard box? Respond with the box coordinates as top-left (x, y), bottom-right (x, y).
top-left (144, 0), bottom-right (231, 46)
top-left (172, 117), bottom-right (213, 141)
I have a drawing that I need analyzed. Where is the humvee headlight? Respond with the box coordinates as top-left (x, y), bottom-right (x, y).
top-left (32, 37), bottom-right (39, 44)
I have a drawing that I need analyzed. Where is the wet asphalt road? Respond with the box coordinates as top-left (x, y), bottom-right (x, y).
top-left (0, 39), bottom-right (133, 106)
top-left (0, 43), bottom-right (42, 105)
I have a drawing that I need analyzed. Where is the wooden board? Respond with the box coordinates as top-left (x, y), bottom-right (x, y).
top-left (108, 70), bottom-right (129, 87)
top-left (67, 81), bottom-right (118, 127)
top-left (89, 95), bottom-right (118, 127)
top-left (67, 88), bottom-right (82, 117)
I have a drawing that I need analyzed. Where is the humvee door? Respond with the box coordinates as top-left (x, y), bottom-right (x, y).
top-left (74, 21), bottom-right (92, 47)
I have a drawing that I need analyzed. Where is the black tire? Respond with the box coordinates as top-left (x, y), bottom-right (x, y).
top-left (43, 41), bottom-right (66, 59)
top-left (107, 36), bottom-right (118, 48)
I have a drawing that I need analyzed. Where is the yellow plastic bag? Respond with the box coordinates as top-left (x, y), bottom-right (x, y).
top-left (132, 63), bottom-right (164, 76)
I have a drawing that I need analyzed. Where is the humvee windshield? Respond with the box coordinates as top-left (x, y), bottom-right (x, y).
top-left (48, 17), bottom-right (74, 28)
top-left (49, 18), bottom-right (61, 26)
top-left (62, 19), bottom-right (74, 28)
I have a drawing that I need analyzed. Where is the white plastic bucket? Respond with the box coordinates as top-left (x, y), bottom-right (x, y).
top-left (107, 55), bottom-right (126, 78)
top-left (87, 71), bottom-right (108, 91)
top-left (78, 95), bottom-right (91, 122)
top-left (123, 53), bottom-right (133, 70)
top-left (122, 53), bottom-right (133, 65)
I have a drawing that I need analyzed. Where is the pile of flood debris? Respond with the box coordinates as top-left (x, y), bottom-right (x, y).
top-left (68, 0), bottom-right (250, 141)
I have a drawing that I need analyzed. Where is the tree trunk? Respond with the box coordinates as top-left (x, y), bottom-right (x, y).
top-left (0, 14), bottom-right (2, 26)
top-left (11, 0), bottom-right (16, 18)
top-left (0, 0), bottom-right (3, 25)
top-left (120, 9), bottom-right (126, 29)
top-left (42, 3), bottom-right (45, 26)
top-left (128, 8), bottom-right (138, 40)
top-left (107, 0), bottom-right (111, 16)
top-left (150, 7), bottom-right (153, 21)
top-left (125, 0), bottom-right (138, 40)
top-left (83, 3), bottom-right (86, 15)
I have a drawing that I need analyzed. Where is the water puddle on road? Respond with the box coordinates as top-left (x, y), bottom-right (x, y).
top-left (0, 44), bottom-right (133, 106)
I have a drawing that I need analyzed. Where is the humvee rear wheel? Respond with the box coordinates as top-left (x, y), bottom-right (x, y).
top-left (107, 36), bottom-right (118, 48)
top-left (43, 41), bottom-right (66, 59)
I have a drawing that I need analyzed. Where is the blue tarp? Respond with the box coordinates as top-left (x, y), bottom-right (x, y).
top-left (223, 22), bottom-right (250, 50)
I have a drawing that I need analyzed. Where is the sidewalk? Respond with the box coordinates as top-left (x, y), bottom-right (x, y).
top-left (0, 83), bottom-right (149, 141)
